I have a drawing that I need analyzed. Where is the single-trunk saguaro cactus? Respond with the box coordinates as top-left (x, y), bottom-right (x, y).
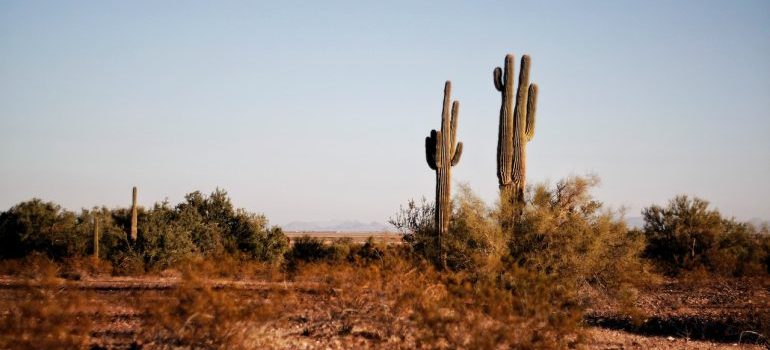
top-left (93, 214), bottom-right (100, 261)
top-left (425, 81), bottom-right (463, 269)
top-left (130, 186), bottom-right (138, 242)
top-left (494, 54), bottom-right (538, 220)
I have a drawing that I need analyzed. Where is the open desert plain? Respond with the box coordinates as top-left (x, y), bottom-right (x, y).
top-left (1, 1), bottom-right (769, 349)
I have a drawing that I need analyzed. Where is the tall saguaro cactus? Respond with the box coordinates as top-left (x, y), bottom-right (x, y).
top-left (425, 81), bottom-right (463, 269)
top-left (93, 215), bottom-right (100, 261)
top-left (130, 186), bottom-right (138, 242)
top-left (494, 54), bottom-right (538, 219)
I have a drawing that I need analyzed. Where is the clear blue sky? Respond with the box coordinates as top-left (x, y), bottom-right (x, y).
top-left (1, 1), bottom-right (769, 225)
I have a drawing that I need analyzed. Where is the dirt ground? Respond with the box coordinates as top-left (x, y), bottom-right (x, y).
top-left (0, 274), bottom-right (766, 349)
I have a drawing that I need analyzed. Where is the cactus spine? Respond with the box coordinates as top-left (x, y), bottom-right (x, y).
top-left (130, 186), bottom-right (138, 242)
top-left (494, 54), bottom-right (538, 219)
top-left (93, 214), bottom-right (99, 261)
top-left (425, 81), bottom-right (463, 269)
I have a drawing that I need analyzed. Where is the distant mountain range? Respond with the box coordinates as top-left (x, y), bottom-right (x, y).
top-left (282, 220), bottom-right (395, 232)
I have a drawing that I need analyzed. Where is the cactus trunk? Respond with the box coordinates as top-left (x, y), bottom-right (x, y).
top-left (130, 186), bottom-right (138, 242)
top-left (425, 81), bottom-right (463, 269)
top-left (495, 54), bottom-right (538, 223)
top-left (93, 214), bottom-right (99, 261)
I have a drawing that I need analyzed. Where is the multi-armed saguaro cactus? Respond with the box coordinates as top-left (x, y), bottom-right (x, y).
top-left (494, 54), bottom-right (538, 218)
top-left (130, 186), bottom-right (138, 242)
top-left (425, 81), bottom-right (463, 269)
top-left (93, 214), bottom-right (99, 261)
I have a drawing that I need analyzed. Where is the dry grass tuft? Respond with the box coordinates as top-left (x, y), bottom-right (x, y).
top-left (0, 256), bottom-right (94, 349)
top-left (139, 267), bottom-right (283, 349)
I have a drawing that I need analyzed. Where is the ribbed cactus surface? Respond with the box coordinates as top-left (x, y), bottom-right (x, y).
top-left (130, 186), bottom-right (138, 242)
top-left (425, 81), bottom-right (463, 269)
top-left (494, 54), bottom-right (538, 214)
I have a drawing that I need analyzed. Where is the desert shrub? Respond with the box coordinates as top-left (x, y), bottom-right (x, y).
top-left (286, 236), bottom-right (331, 264)
top-left (0, 199), bottom-right (83, 259)
top-left (389, 197), bottom-right (438, 263)
top-left (350, 236), bottom-right (385, 264)
top-left (284, 236), bottom-right (391, 271)
top-left (230, 210), bottom-right (289, 262)
top-left (445, 184), bottom-right (506, 271)
top-left (328, 237), bottom-right (354, 261)
top-left (170, 189), bottom-right (288, 262)
top-left (136, 201), bottom-right (197, 270)
top-left (643, 195), bottom-right (769, 276)
top-left (433, 265), bottom-right (582, 349)
top-left (284, 236), bottom-right (357, 268)
top-left (0, 252), bottom-right (60, 279)
top-left (390, 186), bottom-right (505, 271)
top-left (509, 175), bottom-right (648, 291)
top-left (140, 268), bottom-right (279, 349)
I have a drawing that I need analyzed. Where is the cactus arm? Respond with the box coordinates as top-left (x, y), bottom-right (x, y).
top-left (450, 100), bottom-right (459, 154)
top-left (434, 130), bottom-right (443, 168)
top-left (425, 132), bottom-right (437, 170)
top-left (525, 84), bottom-right (538, 141)
top-left (451, 142), bottom-right (463, 166)
top-left (493, 67), bottom-right (503, 91)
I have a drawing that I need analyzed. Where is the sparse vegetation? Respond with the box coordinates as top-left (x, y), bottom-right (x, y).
top-left (0, 177), bottom-right (768, 348)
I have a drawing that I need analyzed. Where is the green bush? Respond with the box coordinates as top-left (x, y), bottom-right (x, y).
top-left (230, 211), bottom-right (288, 262)
top-left (642, 195), bottom-right (769, 276)
top-left (0, 199), bottom-right (81, 259)
top-left (137, 201), bottom-right (197, 270)
top-left (0, 189), bottom-right (288, 272)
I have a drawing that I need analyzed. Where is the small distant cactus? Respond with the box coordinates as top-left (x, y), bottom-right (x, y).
top-left (130, 186), bottom-right (138, 242)
top-left (494, 54), bottom-right (538, 218)
top-left (425, 81), bottom-right (463, 269)
top-left (93, 214), bottom-right (99, 261)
